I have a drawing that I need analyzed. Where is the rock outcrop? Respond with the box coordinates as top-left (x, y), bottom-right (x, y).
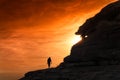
top-left (64, 1), bottom-right (120, 64)
top-left (20, 65), bottom-right (120, 80)
top-left (19, 1), bottom-right (120, 80)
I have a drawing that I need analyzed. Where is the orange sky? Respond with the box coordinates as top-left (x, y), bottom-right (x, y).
top-left (0, 0), bottom-right (117, 73)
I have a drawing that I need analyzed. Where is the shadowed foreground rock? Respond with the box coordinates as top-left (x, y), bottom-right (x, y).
top-left (19, 1), bottom-right (120, 80)
top-left (20, 65), bottom-right (120, 80)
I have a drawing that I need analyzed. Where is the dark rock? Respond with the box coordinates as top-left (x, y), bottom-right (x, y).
top-left (19, 1), bottom-right (120, 80)
top-left (20, 65), bottom-right (120, 80)
top-left (75, 1), bottom-right (120, 36)
top-left (64, 1), bottom-right (120, 63)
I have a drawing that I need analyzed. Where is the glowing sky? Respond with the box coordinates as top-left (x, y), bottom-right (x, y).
top-left (0, 0), bottom-right (117, 74)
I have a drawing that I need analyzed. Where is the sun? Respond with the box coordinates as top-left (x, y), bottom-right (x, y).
top-left (70, 35), bottom-right (82, 45)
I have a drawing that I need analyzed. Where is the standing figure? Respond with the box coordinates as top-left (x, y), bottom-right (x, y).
top-left (47, 57), bottom-right (52, 68)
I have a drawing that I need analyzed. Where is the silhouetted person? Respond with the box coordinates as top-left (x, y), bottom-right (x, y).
top-left (47, 57), bottom-right (52, 68)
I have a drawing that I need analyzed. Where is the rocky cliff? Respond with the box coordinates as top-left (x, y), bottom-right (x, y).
top-left (64, 0), bottom-right (120, 63)
top-left (19, 1), bottom-right (120, 80)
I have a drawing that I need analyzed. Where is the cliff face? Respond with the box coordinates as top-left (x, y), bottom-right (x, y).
top-left (64, 1), bottom-right (120, 64)
top-left (20, 1), bottom-right (120, 80)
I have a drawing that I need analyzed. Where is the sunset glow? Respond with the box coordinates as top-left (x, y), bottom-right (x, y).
top-left (0, 0), bottom-right (117, 80)
top-left (70, 35), bottom-right (82, 45)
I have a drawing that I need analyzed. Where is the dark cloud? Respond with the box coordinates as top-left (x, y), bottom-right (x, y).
top-left (0, 0), bottom-right (116, 24)
top-left (0, 0), bottom-right (116, 38)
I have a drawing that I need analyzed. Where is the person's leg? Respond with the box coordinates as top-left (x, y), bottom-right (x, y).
top-left (48, 63), bottom-right (50, 68)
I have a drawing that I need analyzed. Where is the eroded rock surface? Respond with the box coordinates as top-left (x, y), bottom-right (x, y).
top-left (64, 1), bottom-right (120, 64)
